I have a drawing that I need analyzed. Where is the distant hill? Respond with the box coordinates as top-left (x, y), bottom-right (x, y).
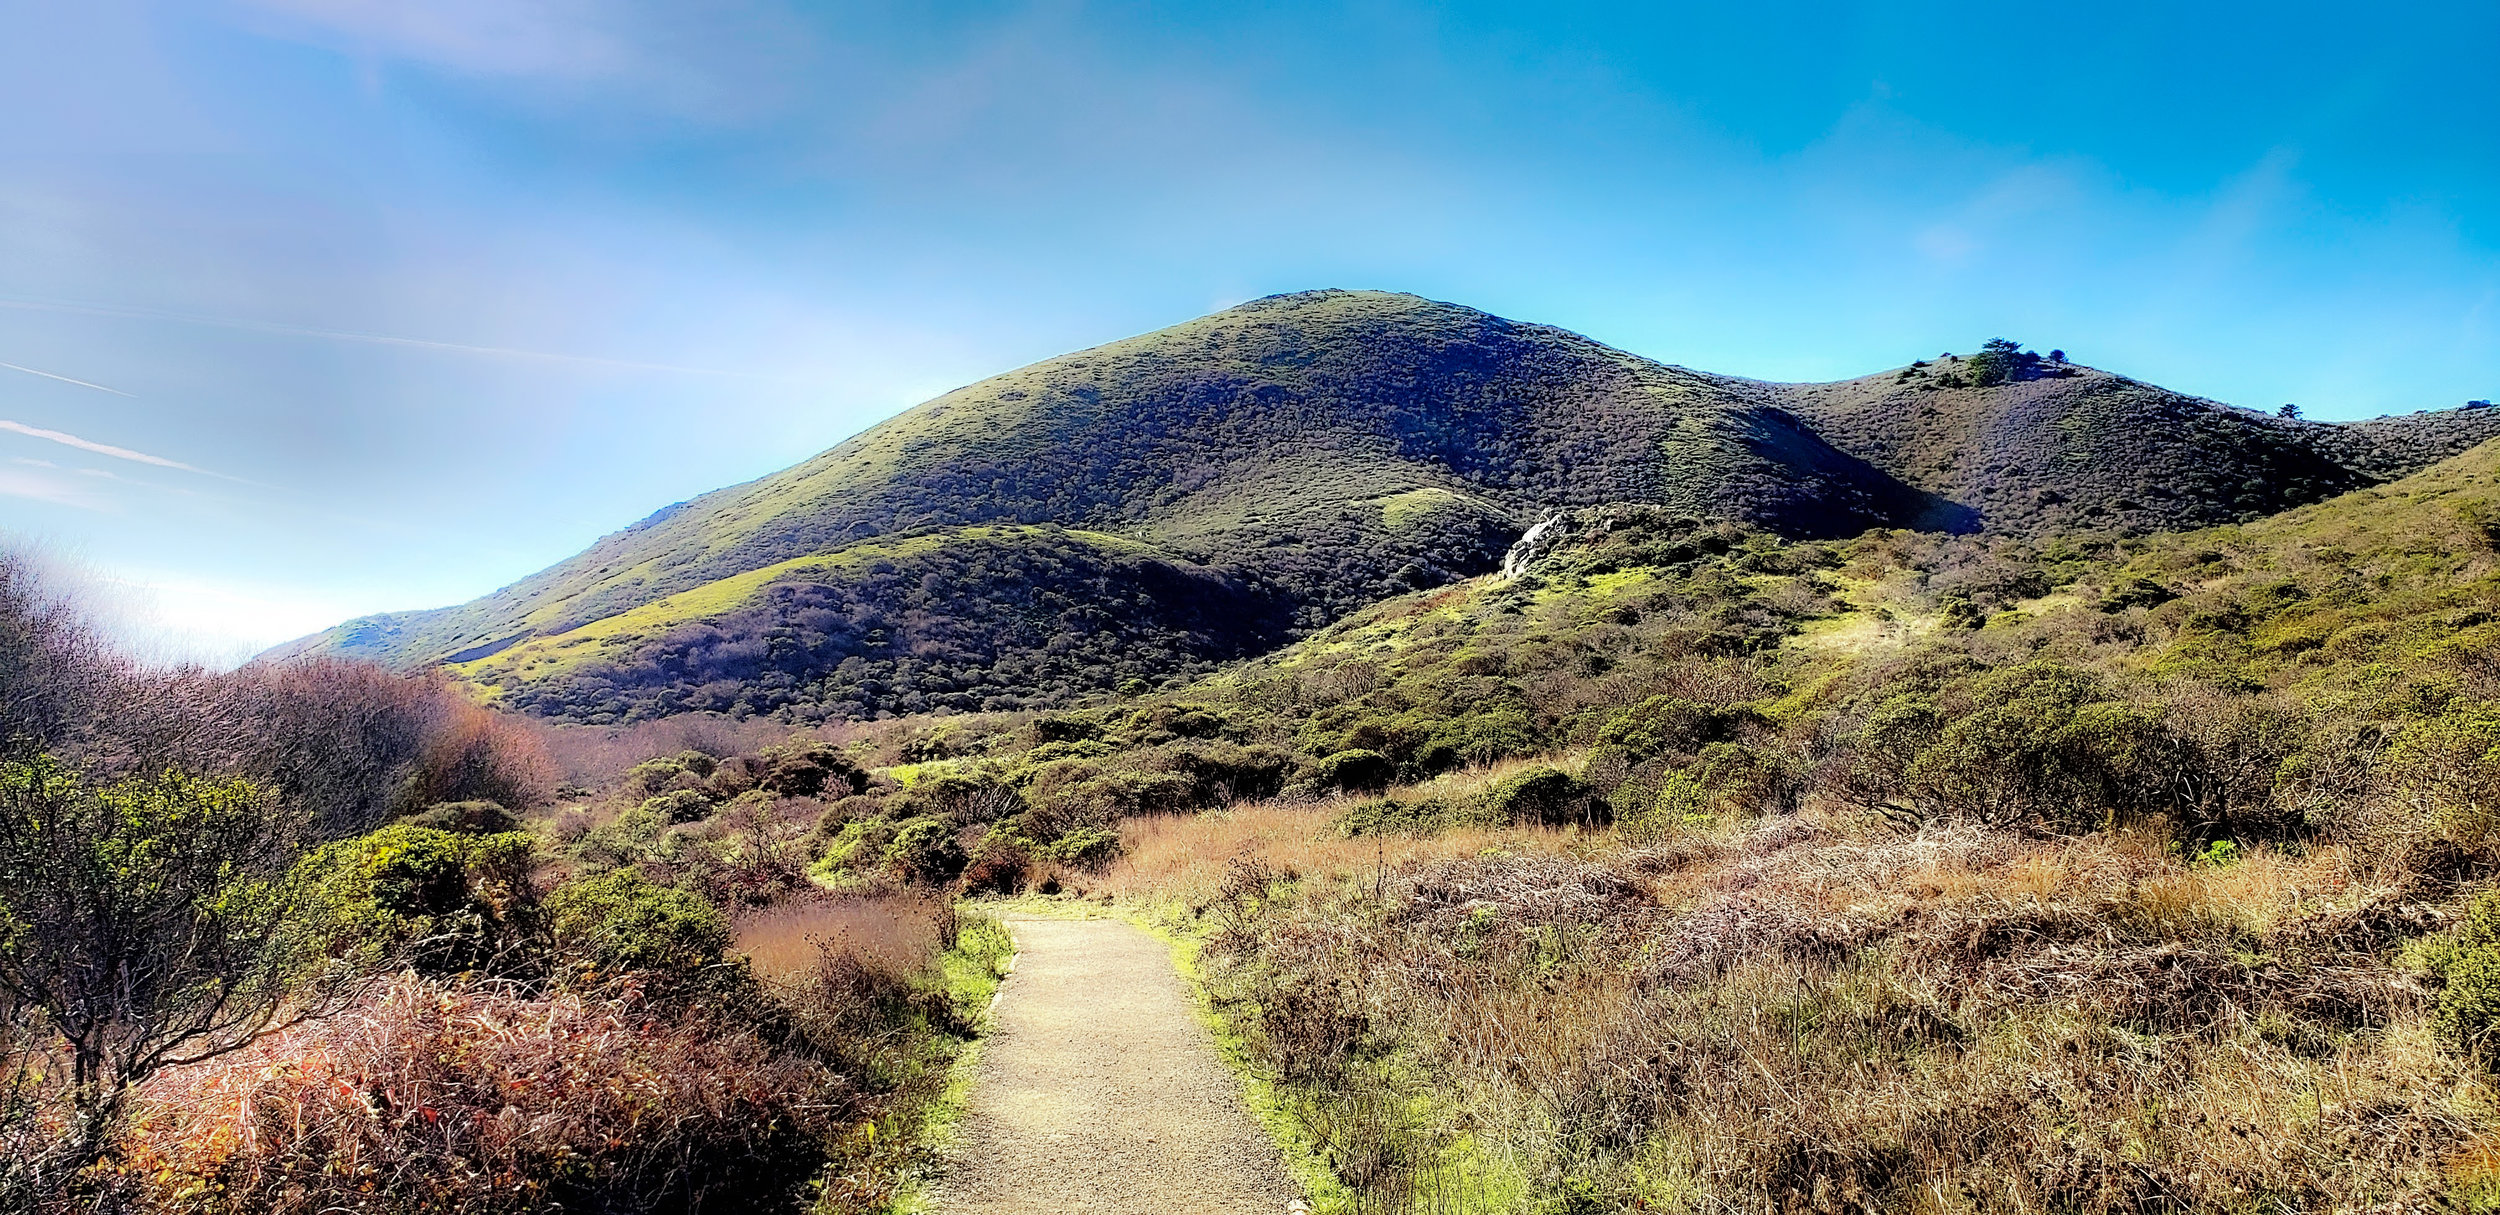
top-left (266, 291), bottom-right (2498, 723)
top-left (1762, 351), bottom-right (2500, 535)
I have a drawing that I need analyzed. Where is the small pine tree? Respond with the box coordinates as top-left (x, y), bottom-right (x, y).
top-left (1966, 338), bottom-right (2031, 388)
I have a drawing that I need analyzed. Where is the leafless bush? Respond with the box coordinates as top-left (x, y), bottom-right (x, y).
top-left (0, 551), bottom-right (122, 758)
top-left (538, 714), bottom-right (863, 793)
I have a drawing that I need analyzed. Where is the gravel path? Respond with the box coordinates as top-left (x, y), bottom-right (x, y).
top-left (931, 916), bottom-right (1301, 1215)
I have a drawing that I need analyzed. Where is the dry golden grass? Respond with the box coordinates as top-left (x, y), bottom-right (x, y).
top-left (730, 891), bottom-right (948, 984)
top-left (1071, 794), bottom-right (1577, 908)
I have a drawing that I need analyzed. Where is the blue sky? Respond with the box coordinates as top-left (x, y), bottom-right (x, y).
top-left (3, 1), bottom-right (2496, 661)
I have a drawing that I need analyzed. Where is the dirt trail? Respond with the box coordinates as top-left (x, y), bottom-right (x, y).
top-left (932, 916), bottom-right (1300, 1215)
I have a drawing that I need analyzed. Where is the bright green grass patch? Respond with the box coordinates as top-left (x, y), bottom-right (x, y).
top-left (881, 760), bottom-right (972, 788)
top-left (1376, 486), bottom-right (1493, 531)
top-left (1574, 568), bottom-right (1660, 599)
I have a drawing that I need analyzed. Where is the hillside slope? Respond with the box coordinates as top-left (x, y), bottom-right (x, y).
top-left (273, 290), bottom-right (1950, 713)
top-left (1764, 352), bottom-right (2500, 534)
top-left (455, 526), bottom-right (1290, 722)
top-left (270, 292), bottom-right (2496, 723)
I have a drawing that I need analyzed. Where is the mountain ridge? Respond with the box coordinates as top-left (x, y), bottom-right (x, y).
top-left (266, 289), bottom-right (2500, 723)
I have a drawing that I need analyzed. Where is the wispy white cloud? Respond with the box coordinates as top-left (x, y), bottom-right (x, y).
top-left (0, 359), bottom-right (133, 396)
top-left (73, 464), bottom-right (197, 494)
top-left (0, 419), bottom-right (237, 482)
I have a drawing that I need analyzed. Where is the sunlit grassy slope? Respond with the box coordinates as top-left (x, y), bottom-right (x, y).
top-left (1193, 434), bottom-right (2500, 753)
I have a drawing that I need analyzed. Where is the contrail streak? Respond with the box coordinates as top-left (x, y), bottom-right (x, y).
top-left (0, 419), bottom-right (244, 483)
top-left (0, 296), bottom-right (795, 380)
top-left (0, 360), bottom-right (135, 396)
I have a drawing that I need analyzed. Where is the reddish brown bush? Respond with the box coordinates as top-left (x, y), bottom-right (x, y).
top-left (400, 696), bottom-right (556, 814)
top-left (121, 976), bottom-right (832, 1215)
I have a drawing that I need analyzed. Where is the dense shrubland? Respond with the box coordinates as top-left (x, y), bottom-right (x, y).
top-left (0, 554), bottom-right (1010, 1214)
top-left (460, 526), bottom-right (1297, 726)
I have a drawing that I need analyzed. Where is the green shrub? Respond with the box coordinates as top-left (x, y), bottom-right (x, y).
top-left (1031, 766), bottom-right (1197, 820)
top-left (1892, 662), bottom-right (2136, 829)
top-left (884, 817), bottom-right (967, 882)
top-left (1032, 715), bottom-right (1102, 744)
top-left (1596, 696), bottom-right (1727, 759)
top-left (1128, 703), bottom-right (1228, 739)
top-left (755, 740), bottom-right (866, 798)
top-left (1621, 770), bottom-right (1709, 844)
top-left (1314, 749), bottom-right (1395, 793)
top-left (1420, 705), bottom-right (1540, 769)
top-left (1686, 741), bottom-right (1808, 817)
top-left (298, 824), bottom-right (537, 975)
top-left (1334, 796), bottom-right (1454, 837)
top-left (624, 757), bottom-right (694, 796)
top-left (1038, 827), bottom-right (1123, 869)
top-left (1160, 741), bottom-right (1295, 803)
top-left (960, 831), bottom-right (1033, 894)
top-left (1024, 739), bottom-right (1115, 764)
top-left (889, 772), bottom-right (1023, 824)
top-left (401, 800), bottom-right (522, 834)
top-left (2098, 575), bottom-right (2180, 612)
top-left (2388, 710), bottom-right (2500, 848)
top-left (813, 817), bottom-right (898, 876)
top-left (2417, 892), bottom-right (2500, 1060)
top-left (572, 807), bottom-right (667, 872)
top-left (543, 869), bottom-right (731, 989)
top-left (640, 788), bottom-right (713, 823)
top-left (1578, 744), bottom-right (1637, 796)
top-left (1477, 766), bottom-right (1602, 827)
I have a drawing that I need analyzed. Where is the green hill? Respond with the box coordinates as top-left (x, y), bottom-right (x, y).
top-left (269, 290), bottom-right (1952, 720)
top-left (267, 293), bottom-right (2497, 723)
top-left (453, 525), bottom-right (1288, 722)
top-left (1764, 348), bottom-right (2500, 534)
